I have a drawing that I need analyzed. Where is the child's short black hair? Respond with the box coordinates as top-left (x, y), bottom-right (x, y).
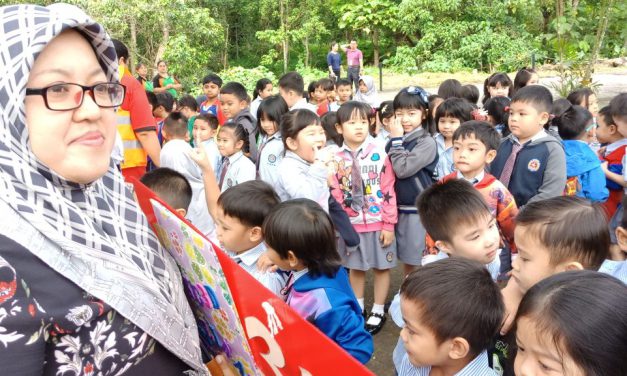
top-left (516, 196), bottom-right (609, 270)
top-left (335, 78), bottom-right (352, 89)
top-left (202, 73), bottom-right (223, 87)
top-left (416, 179), bottom-right (492, 243)
top-left (393, 86), bottom-right (430, 112)
top-left (163, 112), bottom-right (189, 138)
top-left (217, 180), bottom-right (280, 228)
top-left (318, 78), bottom-right (335, 92)
top-left (280, 109), bottom-right (321, 152)
top-left (307, 81), bottom-right (318, 96)
top-left (220, 82), bottom-right (248, 102)
top-left (337, 101), bottom-right (371, 126)
top-left (610, 92), bottom-right (627, 120)
top-left (483, 72), bottom-right (513, 104)
top-left (253, 78), bottom-right (272, 100)
top-left (555, 104), bottom-right (593, 140)
top-left (257, 95), bottom-right (289, 136)
top-left (437, 79), bottom-right (463, 99)
top-left (434, 97), bottom-right (474, 125)
top-left (377, 100), bottom-right (394, 120)
top-left (177, 94), bottom-right (198, 112)
top-left (278, 71), bottom-right (305, 96)
top-left (484, 96), bottom-right (511, 131)
top-left (513, 67), bottom-right (537, 94)
top-left (453, 121), bottom-right (500, 152)
top-left (401, 257), bottom-right (504, 357)
top-left (155, 92), bottom-right (175, 112)
top-left (219, 122), bottom-right (250, 154)
top-left (511, 85), bottom-right (553, 114)
top-left (141, 167), bottom-right (192, 211)
top-left (460, 84), bottom-right (480, 105)
top-left (598, 106), bottom-right (615, 128)
top-left (195, 113), bottom-right (219, 130)
top-left (515, 270), bottom-right (627, 376)
top-left (321, 111), bottom-right (343, 146)
top-left (262, 199), bottom-right (342, 278)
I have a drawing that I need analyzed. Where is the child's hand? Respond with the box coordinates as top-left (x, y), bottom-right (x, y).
top-left (313, 145), bottom-right (332, 167)
top-left (597, 145), bottom-right (607, 157)
top-left (601, 161), bottom-right (609, 173)
top-left (257, 251), bottom-right (279, 273)
top-left (379, 229), bottom-right (395, 248)
top-left (211, 354), bottom-right (239, 376)
top-left (499, 280), bottom-right (524, 335)
top-left (188, 147), bottom-right (213, 173)
top-left (389, 117), bottom-right (404, 138)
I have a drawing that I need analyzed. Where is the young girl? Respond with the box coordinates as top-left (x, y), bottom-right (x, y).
top-left (482, 72), bottom-right (513, 104)
top-left (262, 199), bottom-right (374, 364)
top-left (433, 97), bottom-right (474, 179)
top-left (555, 104), bottom-right (608, 202)
top-left (567, 87), bottom-right (599, 117)
top-left (330, 101), bottom-right (398, 335)
top-left (354, 76), bottom-right (381, 109)
top-left (427, 94), bottom-right (444, 135)
top-left (274, 109), bottom-right (332, 211)
top-left (387, 86), bottom-right (438, 277)
top-left (216, 122), bottom-right (255, 192)
top-left (437, 78), bottom-right (463, 99)
top-left (193, 113), bottom-right (221, 178)
top-left (256, 95), bottom-right (289, 186)
top-left (484, 96), bottom-right (511, 136)
top-left (374, 100), bottom-right (394, 148)
top-left (513, 271), bottom-right (627, 376)
top-left (250, 78), bottom-right (273, 120)
top-left (321, 111), bottom-right (343, 147)
top-left (512, 67), bottom-right (539, 95)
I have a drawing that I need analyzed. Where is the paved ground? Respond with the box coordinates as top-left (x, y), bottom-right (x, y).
top-left (365, 72), bottom-right (626, 376)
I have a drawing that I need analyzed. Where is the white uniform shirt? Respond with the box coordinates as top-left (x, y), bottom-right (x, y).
top-left (257, 133), bottom-right (284, 187)
top-left (218, 151), bottom-right (256, 193)
top-left (275, 151), bottom-right (330, 212)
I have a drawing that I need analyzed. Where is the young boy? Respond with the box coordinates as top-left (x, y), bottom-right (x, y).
top-left (427, 122), bottom-right (518, 273)
top-left (335, 78), bottom-right (353, 106)
top-left (490, 85), bottom-right (566, 207)
top-left (215, 181), bottom-right (288, 296)
top-left (140, 167), bottom-right (193, 219)
top-left (598, 105), bottom-right (627, 217)
top-left (178, 94), bottom-right (200, 146)
top-left (220, 82), bottom-right (258, 161)
top-left (501, 196), bottom-right (610, 334)
top-left (199, 73), bottom-right (226, 125)
top-left (316, 78), bottom-right (339, 116)
top-left (193, 113), bottom-right (221, 178)
top-left (433, 98), bottom-right (475, 179)
top-left (278, 71), bottom-right (317, 112)
top-left (160, 112), bottom-right (217, 242)
top-left (152, 92), bottom-right (175, 146)
top-left (398, 258), bottom-right (504, 376)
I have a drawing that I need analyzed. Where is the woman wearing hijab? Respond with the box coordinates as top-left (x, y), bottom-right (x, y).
top-left (353, 75), bottom-right (381, 109)
top-left (0, 4), bottom-right (208, 374)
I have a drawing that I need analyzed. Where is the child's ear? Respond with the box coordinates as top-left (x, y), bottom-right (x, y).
top-left (249, 226), bottom-right (263, 243)
top-left (239, 99), bottom-right (248, 110)
top-left (434, 240), bottom-right (452, 254)
top-left (560, 261), bottom-right (584, 272)
top-left (175, 208), bottom-right (187, 217)
top-left (285, 136), bottom-right (298, 151)
top-left (235, 139), bottom-right (245, 150)
top-left (287, 250), bottom-right (300, 268)
top-left (448, 337), bottom-right (470, 360)
top-left (335, 123), bottom-right (344, 134)
top-left (615, 226), bottom-right (627, 251)
top-left (485, 149), bottom-right (497, 164)
top-left (539, 111), bottom-right (550, 126)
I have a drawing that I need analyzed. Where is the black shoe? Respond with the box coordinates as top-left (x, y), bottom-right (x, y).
top-left (365, 312), bottom-right (386, 335)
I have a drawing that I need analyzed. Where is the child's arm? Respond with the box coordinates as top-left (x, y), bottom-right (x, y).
top-left (528, 142), bottom-right (567, 203)
top-left (315, 305), bottom-right (373, 365)
top-left (495, 184), bottom-right (519, 252)
top-left (602, 161), bottom-right (627, 188)
top-left (583, 166), bottom-right (610, 202)
top-left (500, 278), bottom-right (525, 335)
top-left (280, 148), bottom-right (332, 202)
top-left (188, 147), bottom-right (221, 221)
top-left (387, 118), bottom-right (437, 179)
top-left (379, 156), bottom-right (397, 247)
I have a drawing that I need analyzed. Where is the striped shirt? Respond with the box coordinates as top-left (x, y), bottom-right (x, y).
top-left (398, 351), bottom-right (497, 376)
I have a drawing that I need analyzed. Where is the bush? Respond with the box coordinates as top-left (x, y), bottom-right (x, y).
top-left (385, 46), bottom-right (419, 74)
top-left (217, 66), bottom-right (278, 93)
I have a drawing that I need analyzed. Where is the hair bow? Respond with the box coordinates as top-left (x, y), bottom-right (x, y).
top-left (406, 86), bottom-right (430, 109)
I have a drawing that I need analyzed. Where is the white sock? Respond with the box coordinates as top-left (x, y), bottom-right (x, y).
top-left (357, 298), bottom-right (365, 311)
top-left (371, 304), bottom-right (385, 315)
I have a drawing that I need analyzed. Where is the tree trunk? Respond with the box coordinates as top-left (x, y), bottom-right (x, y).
top-left (373, 28), bottom-right (380, 66)
top-left (280, 0), bottom-right (288, 73)
top-left (223, 25), bottom-right (229, 69)
top-left (583, 0), bottom-right (614, 85)
top-left (129, 16), bottom-right (138, 75)
top-left (304, 35), bottom-right (309, 67)
top-left (154, 20), bottom-right (169, 67)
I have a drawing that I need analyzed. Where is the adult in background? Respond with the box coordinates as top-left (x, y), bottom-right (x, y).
top-left (327, 42), bottom-right (342, 82)
top-left (112, 39), bottom-right (161, 181)
top-left (135, 62), bottom-right (153, 92)
top-left (0, 4), bottom-right (206, 374)
top-left (152, 60), bottom-right (182, 99)
top-left (342, 40), bottom-right (363, 90)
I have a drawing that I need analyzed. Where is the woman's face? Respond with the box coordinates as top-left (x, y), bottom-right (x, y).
top-left (157, 61), bottom-right (168, 75)
top-left (24, 30), bottom-right (116, 184)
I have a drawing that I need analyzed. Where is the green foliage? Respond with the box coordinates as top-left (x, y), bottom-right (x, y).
top-left (384, 46), bottom-right (418, 74)
top-left (217, 66), bottom-right (277, 93)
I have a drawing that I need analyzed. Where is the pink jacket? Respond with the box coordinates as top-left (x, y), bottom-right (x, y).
top-left (330, 141), bottom-right (398, 232)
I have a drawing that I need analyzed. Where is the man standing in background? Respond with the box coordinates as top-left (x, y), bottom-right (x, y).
top-left (342, 40), bottom-right (363, 90)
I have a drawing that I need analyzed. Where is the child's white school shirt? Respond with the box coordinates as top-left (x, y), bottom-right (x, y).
top-left (218, 151), bottom-right (256, 193)
top-left (257, 133), bottom-right (284, 187)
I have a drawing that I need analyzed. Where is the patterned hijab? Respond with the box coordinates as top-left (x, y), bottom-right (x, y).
top-left (0, 4), bottom-right (204, 372)
top-left (353, 75), bottom-right (381, 109)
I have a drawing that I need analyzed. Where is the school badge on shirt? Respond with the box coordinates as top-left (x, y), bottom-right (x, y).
top-left (527, 159), bottom-right (541, 172)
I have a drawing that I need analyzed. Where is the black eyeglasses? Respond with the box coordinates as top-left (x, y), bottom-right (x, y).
top-left (25, 83), bottom-right (126, 111)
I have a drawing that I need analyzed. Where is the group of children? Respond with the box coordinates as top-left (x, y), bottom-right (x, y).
top-left (132, 66), bottom-right (627, 375)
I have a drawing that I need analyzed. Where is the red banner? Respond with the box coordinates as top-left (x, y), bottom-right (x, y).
top-left (130, 178), bottom-right (374, 375)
